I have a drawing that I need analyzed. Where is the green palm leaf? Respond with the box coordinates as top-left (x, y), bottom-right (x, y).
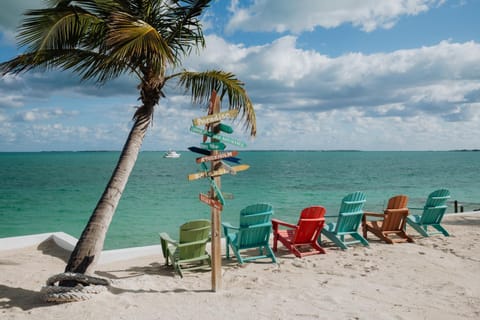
top-left (177, 70), bottom-right (256, 136)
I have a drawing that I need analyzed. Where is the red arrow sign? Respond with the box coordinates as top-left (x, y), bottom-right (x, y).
top-left (199, 193), bottom-right (223, 210)
top-left (196, 151), bottom-right (239, 163)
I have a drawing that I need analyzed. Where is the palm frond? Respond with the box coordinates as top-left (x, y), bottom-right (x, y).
top-left (158, 0), bottom-right (211, 59)
top-left (177, 70), bottom-right (256, 136)
top-left (106, 11), bottom-right (174, 72)
top-left (18, 4), bottom-right (104, 52)
top-left (0, 49), bottom-right (132, 83)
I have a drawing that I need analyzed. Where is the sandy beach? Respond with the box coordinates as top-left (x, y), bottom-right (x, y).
top-left (1, 213), bottom-right (479, 320)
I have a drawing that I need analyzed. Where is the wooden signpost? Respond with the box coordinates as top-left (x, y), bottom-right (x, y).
top-left (187, 91), bottom-right (248, 292)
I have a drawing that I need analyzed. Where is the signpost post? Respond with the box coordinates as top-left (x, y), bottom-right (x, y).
top-left (187, 90), bottom-right (248, 292)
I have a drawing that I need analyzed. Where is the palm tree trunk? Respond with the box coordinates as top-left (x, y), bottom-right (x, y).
top-left (63, 111), bottom-right (151, 278)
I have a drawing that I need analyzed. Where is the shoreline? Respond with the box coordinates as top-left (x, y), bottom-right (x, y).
top-left (1, 211), bottom-right (478, 255)
top-left (1, 212), bottom-right (479, 319)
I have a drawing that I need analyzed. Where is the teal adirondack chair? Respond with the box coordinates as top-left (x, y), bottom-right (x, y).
top-left (222, 203), bottom-right (277, 264)
top-left (320, 191), bottom-right (369, 249)
top-left (407, 189), bottom-right (451, 237)
top-left (159, 219), bottom-right (211, 277)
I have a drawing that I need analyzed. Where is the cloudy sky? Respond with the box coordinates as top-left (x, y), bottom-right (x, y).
top-left (0, 0), bottom-right (479, 151)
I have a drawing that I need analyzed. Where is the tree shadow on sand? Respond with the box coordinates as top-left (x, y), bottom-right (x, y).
top-left (0, 285), bottom-right (52, 311)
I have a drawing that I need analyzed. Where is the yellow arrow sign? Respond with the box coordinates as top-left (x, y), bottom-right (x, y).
top-left (192, 109), bottom-right (238, 126)
top-left (187, 164), bottom-right (250, 181)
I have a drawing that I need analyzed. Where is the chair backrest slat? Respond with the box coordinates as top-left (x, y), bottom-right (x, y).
top-left (383, 208), bottom-right (409, 231)
top-left (335, 191), bottom-right (366, 233)
top-left (292, 206), bottom-right (326, 243)
top-left (179, 219), bottom-right (210, 260)
top-left (237, 203), bottom-right (274, 248)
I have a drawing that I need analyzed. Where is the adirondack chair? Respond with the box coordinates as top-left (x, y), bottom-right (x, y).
top-left (362, 195), bottom-right (414, 244)
top-left (320, 191), bottom-right (369, 249)
top-left (159, 219), bottom-right (211, 277)
top-left (222, 203), bottom-right (277, 264)
top-left (272, 206), bottom-right (326, 258)
top-left (407, 189), bottom-right (451, 237)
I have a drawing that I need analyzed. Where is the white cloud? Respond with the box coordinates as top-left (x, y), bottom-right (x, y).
top-left (1, 1), bottom-right (478, 151)
top-left (180, 35), bottom-right (480, 150)
top-left (0, 95), bottom-right (24, 108)
top-left (13, 108), bottom-right (79, 122)
top-left (226, 0), bottom-right (445, 33)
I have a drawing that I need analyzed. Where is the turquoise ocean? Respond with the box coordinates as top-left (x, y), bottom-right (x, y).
top-left (1, 151), bottom-right (479, 250)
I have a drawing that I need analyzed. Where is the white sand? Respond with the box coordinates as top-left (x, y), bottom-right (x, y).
top-left (1, 213), bottom-right (479, 320)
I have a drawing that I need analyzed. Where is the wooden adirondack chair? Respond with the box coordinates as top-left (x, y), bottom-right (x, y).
top-left (320, 191), bottom-right (369, 249)
top-left (159, 219), bottom-right (211, 277)
top-left (222, 203), bottom-right (277, 264)
top-left (362, 195), bottom-right (414, 244)
top-left (407, 189), bottom-right (451, 237)
top-left (272, 206), bottom-right (326, 258)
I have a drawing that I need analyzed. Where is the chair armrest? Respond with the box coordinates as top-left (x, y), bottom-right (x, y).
top-left (363, 212), bottom-right (385, 222)
top-left (221, 222), bottom-right (239, 230)
top-left (159, 232), bottom-right (178, 246)
top-left (271, 219), bottom-right (297, 229)
top-left (363, 211), bottom-right (384, 218)
top-left (409, 207), bottom-right (423, 211)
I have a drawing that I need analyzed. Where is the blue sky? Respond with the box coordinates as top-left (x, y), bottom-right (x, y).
top-left (0, 0), bottom-right (479, 151)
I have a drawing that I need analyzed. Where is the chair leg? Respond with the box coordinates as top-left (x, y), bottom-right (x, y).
top-left (323, 230), bottom-right (349, 250)
top-left (233, 248), bottom-right (244, 264)
top-left (362, 224), bottom-right (368, 239)
top-left (312, 242), bottom-right (326, 254)
top-left (351, 232), bottom-right (369, 246)
top-left (433, 224), bottom-right (450, 236)
top-left (225, 238), bottom-right (231, 259)
top-left (266, 246), bottom-right (278, 263)
top-left (406, 220), bottom-right (430, 237)
top-left (273, 234), bottom-right (278, 252)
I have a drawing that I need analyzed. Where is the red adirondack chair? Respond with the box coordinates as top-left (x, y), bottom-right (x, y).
top-left (272, 206), bottom-right (326, 258)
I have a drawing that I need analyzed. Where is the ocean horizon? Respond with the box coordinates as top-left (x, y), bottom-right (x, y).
top-left (1, 150), bottom-right (479, 250)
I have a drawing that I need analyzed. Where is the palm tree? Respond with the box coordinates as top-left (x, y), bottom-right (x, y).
top-left (1, 0), bottom-right (256, 281)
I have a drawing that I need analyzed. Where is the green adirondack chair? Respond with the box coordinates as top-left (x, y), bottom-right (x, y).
top-left (407, 189), bottom-right (451, 237)
top-left (222, 203), bottom-right (277, 264)
top-left (320, 191), bottom-right (369, 249)
top-left (159, 219), bottom-right (211, 277)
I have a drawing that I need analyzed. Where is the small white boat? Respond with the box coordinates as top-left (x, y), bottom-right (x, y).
top-left (163, 150), bottom-right (181, 158)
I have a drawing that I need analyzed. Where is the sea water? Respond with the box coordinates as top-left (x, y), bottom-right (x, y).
top-left (1, 151), bottom-right (479, 249)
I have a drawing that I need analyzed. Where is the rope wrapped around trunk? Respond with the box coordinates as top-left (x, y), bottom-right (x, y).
top-left (41, 272), bottom-right (111, 302)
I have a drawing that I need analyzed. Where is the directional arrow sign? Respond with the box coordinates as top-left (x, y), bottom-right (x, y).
top-left (217, 123), bottom-right (233, 134)
top-left (190, 125), bottom-right (213, 136)
top-left (196, 151), bottom-right (239, 163)
top-left (191, 126), bottom-right (247, 148)
top-left (212, 134), bottom-right (247, 147)
top-left (199, 193), bottom-right (223, 210)
top-left (201, 142), bottom-right (226, 150)
top-left (219, 161), bottom-right (236, 175)
top-left (192, 109), bottom-right (238, 126)
top-left (187, 164), bottom-right (250, 181)
top-left (188, 146), bottom-right (241, 163)
top-left (209, 178), bottom-right (225, 205)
